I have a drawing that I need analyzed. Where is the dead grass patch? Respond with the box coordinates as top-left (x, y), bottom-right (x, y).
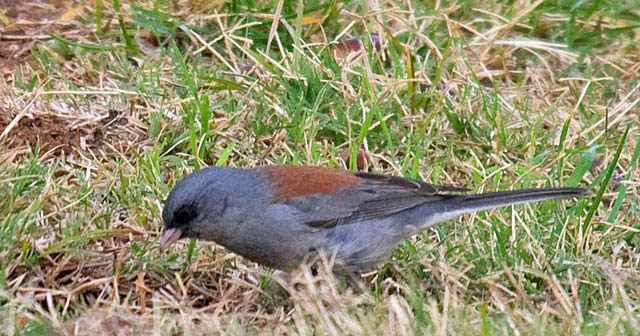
top-left (0, 110), bottom-right (147, 159)
top-left (0, 0), bottom-right (89, 73)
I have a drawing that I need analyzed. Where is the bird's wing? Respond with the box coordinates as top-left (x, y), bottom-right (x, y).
top-left (258, 166), bottom-right (466, 228)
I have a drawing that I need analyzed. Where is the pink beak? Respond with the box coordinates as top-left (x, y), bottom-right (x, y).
top-left (159, 228), bottom-right (183, 251)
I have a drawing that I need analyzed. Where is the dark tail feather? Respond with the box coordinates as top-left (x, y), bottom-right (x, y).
top-left (456, 187), bottom-right (583, 212)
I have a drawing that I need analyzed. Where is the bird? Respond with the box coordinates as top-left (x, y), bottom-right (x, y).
top-left (159, 165), bottom-right (583, 273)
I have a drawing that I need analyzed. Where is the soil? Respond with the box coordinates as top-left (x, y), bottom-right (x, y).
top-left (1, 2), bottom-right (147, 158)
top-left (0, 111), bottom-right (145, 156)
top-left (0, 114), bottom-right (84, 155)
top-left (0, 0), bottom-right (83, 72)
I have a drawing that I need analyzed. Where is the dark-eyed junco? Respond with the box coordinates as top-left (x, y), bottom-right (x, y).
top-left (160, 165), bottom-right (582, 273)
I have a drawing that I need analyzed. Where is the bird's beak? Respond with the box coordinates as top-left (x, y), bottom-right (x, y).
top-left (159, 228), bottom-right (183, 251)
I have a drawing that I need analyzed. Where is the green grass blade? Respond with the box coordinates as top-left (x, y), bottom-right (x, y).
top-left (581, 125), bottom-right (630, 247)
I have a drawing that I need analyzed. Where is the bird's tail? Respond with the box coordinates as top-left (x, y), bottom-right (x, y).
top-left (453, 187), bottom-right (583, 213)
top-left (406, 187), bottom-right (583, 233)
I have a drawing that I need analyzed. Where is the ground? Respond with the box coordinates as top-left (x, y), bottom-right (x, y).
top-left (0, 0), bottom-right (639, 335)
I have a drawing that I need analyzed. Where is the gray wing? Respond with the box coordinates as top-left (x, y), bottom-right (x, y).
top-left (279, 172), bottom-right (466, 228)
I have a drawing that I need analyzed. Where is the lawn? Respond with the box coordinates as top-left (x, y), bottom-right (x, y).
top-left (0, 0), bottom-right (638, 334)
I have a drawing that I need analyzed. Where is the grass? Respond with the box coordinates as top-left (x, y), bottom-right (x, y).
top-left (0, 0), bottom-right (639, 334)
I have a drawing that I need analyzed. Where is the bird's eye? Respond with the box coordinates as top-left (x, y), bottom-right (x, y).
top-left (173, 205), bottom-right (197, 226)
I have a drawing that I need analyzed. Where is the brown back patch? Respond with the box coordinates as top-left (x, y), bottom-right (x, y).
top-left (258, 165), bottom-right (363, 202)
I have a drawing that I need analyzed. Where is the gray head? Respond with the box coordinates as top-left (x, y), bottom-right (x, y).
top-left (159, 166), bottom-right (272, 250)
